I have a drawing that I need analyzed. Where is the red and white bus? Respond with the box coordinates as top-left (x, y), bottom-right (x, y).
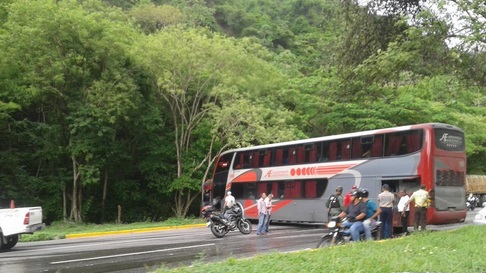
top-left (202, 123), bottom-right (467, 225)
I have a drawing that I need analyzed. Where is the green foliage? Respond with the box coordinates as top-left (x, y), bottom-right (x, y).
top-left (0, 0), bottom-right (486, 224)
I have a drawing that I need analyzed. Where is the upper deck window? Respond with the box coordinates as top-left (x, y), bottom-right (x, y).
top-left (434, 129), bottom-right (465, 151)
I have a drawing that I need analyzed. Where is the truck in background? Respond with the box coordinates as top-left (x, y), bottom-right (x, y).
top-left (465, 175), bottom-right (486, 207)
top-left (0, 206), bottom-right (44, 250)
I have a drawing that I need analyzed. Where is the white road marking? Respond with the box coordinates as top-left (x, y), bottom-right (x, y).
top-left (50, 243), bottom-right (215, 265)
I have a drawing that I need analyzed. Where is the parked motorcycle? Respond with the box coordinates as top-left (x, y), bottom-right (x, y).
top-left (201, 199), bottom-right (252, 238)
top-left (467, 195), bottom-right (477, 211)
top-left (316, 217), bottom-right (382, 248)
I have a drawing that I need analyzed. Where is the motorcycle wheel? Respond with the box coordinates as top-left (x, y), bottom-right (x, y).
top-left (372, 227), bottom-right (381, 240)
top-left (316, 235), bottom-right (334, 248)
top-left (210, 223), bottom-right (228, 238)
top-left (237, 219), bottom-right (252, 235)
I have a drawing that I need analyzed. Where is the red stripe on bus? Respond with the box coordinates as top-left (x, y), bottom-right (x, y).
top-left (244, 199), bottom-right (294, 218)
top-left (232, 171), bottom-right (258, 182)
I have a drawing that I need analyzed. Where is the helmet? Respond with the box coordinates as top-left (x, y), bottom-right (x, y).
top-left (351, 185), bottom-right (357, 190)
top-left (350, 190), bottom-right (359, 197)
top-left (336, 186), bottom-right (343, 192)
top-left (227, 191), bottom-right (232, 195)
top-left (360, 188), bottom-right (369, 198)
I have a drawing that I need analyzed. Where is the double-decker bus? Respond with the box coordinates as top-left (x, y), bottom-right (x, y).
top-left (202, 123), bottom-right (467, 225)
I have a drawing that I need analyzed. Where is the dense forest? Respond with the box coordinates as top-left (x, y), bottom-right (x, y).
top-left (0, 0), bottom-right (485, 224)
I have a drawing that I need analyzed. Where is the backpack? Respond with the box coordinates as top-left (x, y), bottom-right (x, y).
top-left (328, 194), bottom-right (341, 209)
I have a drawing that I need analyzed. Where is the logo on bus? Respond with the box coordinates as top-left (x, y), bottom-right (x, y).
top-left (439, 133), bottom-right (463, 148)
top-left (264, 170), bottom-right (289, 178)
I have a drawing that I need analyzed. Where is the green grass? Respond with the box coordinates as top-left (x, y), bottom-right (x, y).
top-left (20, 217), bottom-right (205, 242)
top-left (155, 225), bottom-right (486, 273)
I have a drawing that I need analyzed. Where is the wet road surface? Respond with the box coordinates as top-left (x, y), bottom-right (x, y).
top-left (0, 209), bottom-right (477, 273)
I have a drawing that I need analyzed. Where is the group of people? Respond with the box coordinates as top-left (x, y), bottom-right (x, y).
top-left (256, 192), bottom-right (274, 235)
top-left (325, 184), bottom-right (430, 242)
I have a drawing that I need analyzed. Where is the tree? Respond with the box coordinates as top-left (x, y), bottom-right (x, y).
top-left (133, 27), bottom-right (301, 217)
top-left (128, 3), bottom-right (185, 34)
top-left (0, 0), bottom-right (140, 222)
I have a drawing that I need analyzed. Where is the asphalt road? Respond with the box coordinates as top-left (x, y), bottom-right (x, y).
top-left (0, 209), bottom-right (478, 273)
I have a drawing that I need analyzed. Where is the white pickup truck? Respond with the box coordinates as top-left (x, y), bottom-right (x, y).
top-left (0, 206), bottom-right (45, 250)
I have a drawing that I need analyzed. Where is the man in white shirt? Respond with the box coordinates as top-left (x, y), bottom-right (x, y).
top-left (397, 189), bottom-right (410, 235)
top-left (377, 184), bottom-right (395, 239)
top-left (256, 192), bottom-right (267, 235)
top-left (223, 191), bottom-right (236, 219)
top-left (263, 194), bottom-right (274, 233)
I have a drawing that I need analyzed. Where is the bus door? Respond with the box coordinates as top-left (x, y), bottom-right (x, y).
top-left (381, 177), bottom-right (420, 231)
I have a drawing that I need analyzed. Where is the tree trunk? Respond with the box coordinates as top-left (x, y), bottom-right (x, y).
top-left (70, 155), bottom-right (82, 222)
top-left (62, 183), bottom-right (67, 221)
top-left (102, 169), bottom-right (108, 222)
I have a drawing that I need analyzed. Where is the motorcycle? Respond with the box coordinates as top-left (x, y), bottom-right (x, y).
top-left (316, 216), bottom-right (382, 248)
top-left (201, 199), bottom-right (252, 238)
top-left (466, 196), bottom-right (476, 210)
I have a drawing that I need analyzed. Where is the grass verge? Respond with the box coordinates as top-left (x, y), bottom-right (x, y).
top-left (156, 225), bottom-right (486, 273)
top-left (20, 217), bottom-right (205, 242)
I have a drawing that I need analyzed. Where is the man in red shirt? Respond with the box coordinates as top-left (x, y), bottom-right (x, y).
top-left (344, 185), bottom-right (358, 208)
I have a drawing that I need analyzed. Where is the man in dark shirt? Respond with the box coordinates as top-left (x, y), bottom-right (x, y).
top-left (338, 190), bottom-right (367, 242)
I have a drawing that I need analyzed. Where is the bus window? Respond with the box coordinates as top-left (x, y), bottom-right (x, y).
top-left (371, 134), bottom-right (384, 157)
top-left (351, 137), bottom-right (373, 159)
top-left (273, 146), bottom-right (294, 166)
top-left (351, 138), bottom-right (362, 159)
top-left (405, 130), bottom-right (423, 153)
top-left (304, 143), bottom-right (317, 163)
top-left (288, 146), bottom-right (297, 164)
top-left (261, 149), bottom-right (272, 167)
top-left (273, 148), bottom-right (283, 166)
top-left (329, 142), bottom-right (337, 160)
top-left (284, 180), bottom-right (302, 198)
top-left (385, 130), bottom-right (423, 156)
top-left (215, 153), bottom-right (233, 173)
top-left (434, 128), bottom-right (465, 151)
top-left (251, 150), bottom-right (259, 168)
top-left (316, 141), bottom-right (330, 162)
top-left (233, 151), bottom-right (253, 169)
top-left (305, 180), bottom-right (317, 198)
top-left (297, 143), bottom-right (317, 164)
top-left (385, 133), bottom-right (403, 156)
top-left (340, 139), bottom-right (351, 160)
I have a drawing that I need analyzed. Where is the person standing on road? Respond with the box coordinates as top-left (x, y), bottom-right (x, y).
top-left (223, 191), bottom-right (236, 216)
top-left (256, 192), bottom-right (267, 235)
top-left (263, 193), bottom-right (275, 233)
top-left (377, 184), bottom-right (395, 239)
top-left (326, 186), bottom-right (344, 220)
top-left (405, 185), bottom-right (429, 232)
top-left (397, 189), bottom-right (410, 235)
top-left (344, 185), bottom-right (358, 208)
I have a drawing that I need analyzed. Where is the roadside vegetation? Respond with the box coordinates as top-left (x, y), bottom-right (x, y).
top-left (20, 218), bottom-right (205, 242)
top-left (2, 0), bottom-right (486, 226)
top-left (156, 225), bottom-right (486, 273)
